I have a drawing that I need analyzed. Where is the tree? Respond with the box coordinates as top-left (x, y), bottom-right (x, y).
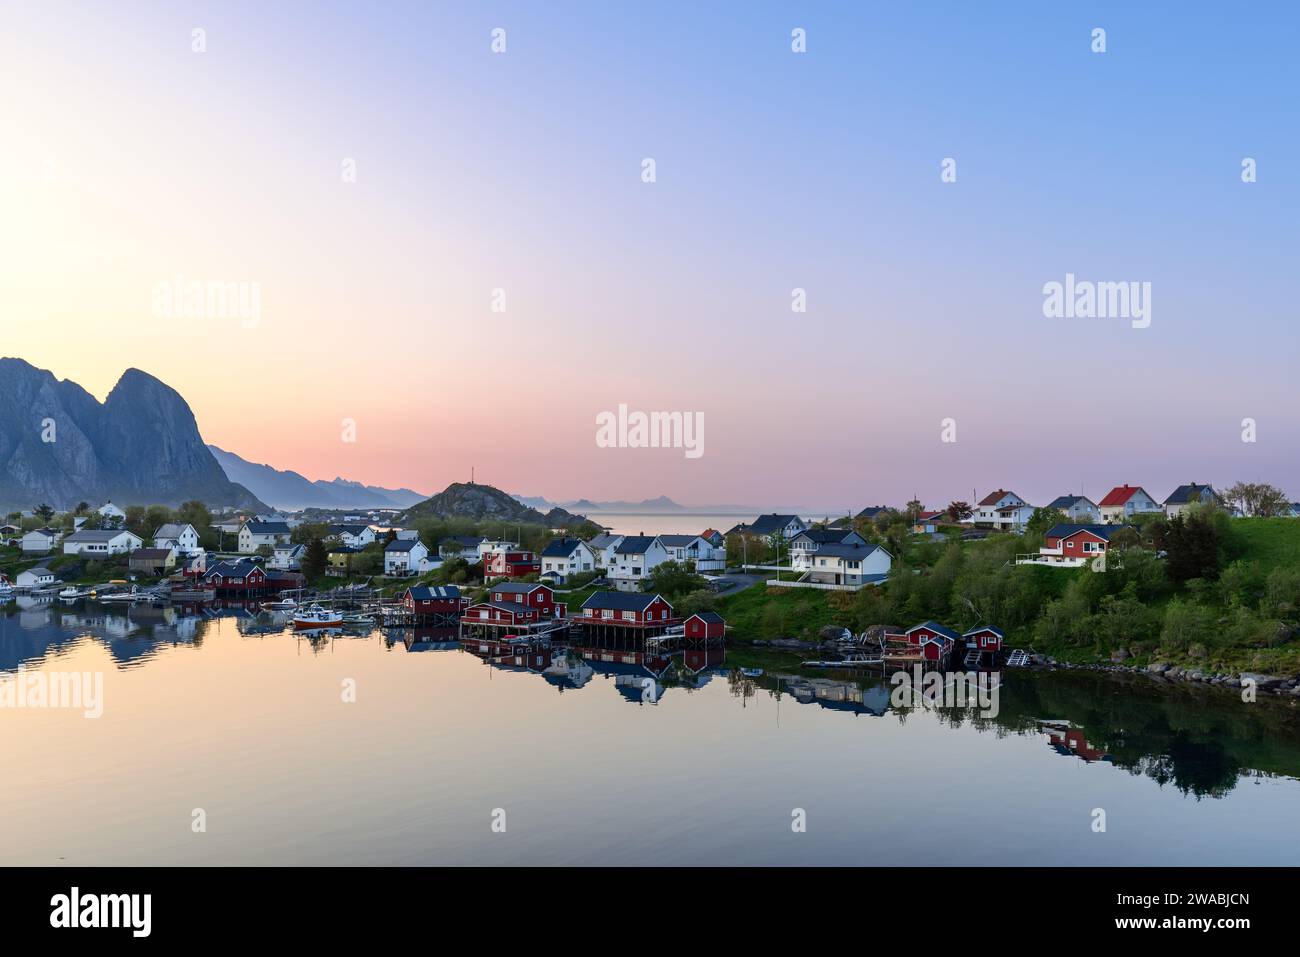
top-left (74, 502), bottom-right (90, 516)
top-left (177, 500), bottom-right (212, 532)
top-left (642, 560), bottom-right (708, 598)
top-left (1223, 481), bottom-right (1290, 518)
top-left (1158, 512), bottom-right (1224, 583)
top-left (34, 503), bottom-right (54, 523)
top-left (947, 501), bottom-right (972, 522)
top-left (904, 499), bottom-right (924, 524)
top-left (1025, 507), bottom-right (1067, 538)
top-left (302, 538), bottom-right (328, 579)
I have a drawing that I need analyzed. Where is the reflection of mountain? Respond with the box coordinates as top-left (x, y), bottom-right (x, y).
top-left (0, 602), bottom-right (209, 670)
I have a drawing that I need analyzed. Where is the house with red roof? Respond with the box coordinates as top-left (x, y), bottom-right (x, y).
top-left (1098, 484), bottom-right (1162, 524)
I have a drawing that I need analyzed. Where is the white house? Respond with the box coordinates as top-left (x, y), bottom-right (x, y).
top-left (238, 521), bottom-right (292, 553)
top-left (21, 527), bottom-right (61, 554)
top-left (799, 542), bottom-right (892, 588)
top-left (97, 501), bottom-right (126, 521)
top-left (270, 543), bottom-right (305, 571)
top-left (1045, 495), bottom-right (1101, 524)
top-left (608, 535), bottom-right (669, 591)
top-left (789, 528), bottom-right (869, 572)
top-left (585, 534), bottom-right (624, 571)
top-left (16, 567), bottom-right (56, 589)
top-left (539, 538), bottom-right (596, 583)
top-left (1163, 483), bottom-right (1221, 519)
top-left (1098, 485), bottom-right (1163, 524)
top-left (657, 534), bottom-right (727, 573)
top-left (62, 528), bottom-right (143, 556)
top-left (328, 523), bottom-right (377, 549)
top-left (973, 490), bottom-right (1032, 531)
top-left (384, 539), bottom-right (432, 576)
top-left (438, 536), bottom-right (483, 562)
top-left (153, 523), bottom-right (201, 556)
top-left (477, 539), bottom-right (518, 561)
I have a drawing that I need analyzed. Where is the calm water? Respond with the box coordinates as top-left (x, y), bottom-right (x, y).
top-left (3, 598), bottom-right (1299, 865)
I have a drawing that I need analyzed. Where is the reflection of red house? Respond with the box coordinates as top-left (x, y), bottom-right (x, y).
top-left (1043, 723), bottom-right (1110, 763)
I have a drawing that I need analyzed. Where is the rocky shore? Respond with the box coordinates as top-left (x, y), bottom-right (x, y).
top-left (1025, 654), bottom-right (1300, 698)
top-left (744, 636), bottom-right (1300, 700)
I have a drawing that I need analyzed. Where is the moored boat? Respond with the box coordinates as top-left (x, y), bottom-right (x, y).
top-left (293, 604), bottom-right (344, 628)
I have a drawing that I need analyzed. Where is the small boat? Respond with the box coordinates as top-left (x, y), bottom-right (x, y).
top-left (0, 575), bottom-right (14, 599)
top-left (58, 587), bottom-right (90, 600)
top-left (341, 613), bottom-right (374, 626)
top-left (263, 598), bottom-right (298, 610)
top-left (100, 585), bottom-right (146, 603)
top-left (293, 604), bottom-right (344, 628)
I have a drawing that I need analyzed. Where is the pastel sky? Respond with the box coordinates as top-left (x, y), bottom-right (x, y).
top-left (2, 2), bottom-right (1296, 511)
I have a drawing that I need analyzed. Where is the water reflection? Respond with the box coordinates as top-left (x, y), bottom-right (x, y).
top-left (2, 600), bottom-right (1297, 801)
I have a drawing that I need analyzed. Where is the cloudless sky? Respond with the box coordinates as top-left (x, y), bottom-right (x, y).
top-left (1, 1), bottom-right (1296, 510)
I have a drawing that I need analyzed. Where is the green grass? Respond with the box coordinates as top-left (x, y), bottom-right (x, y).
top-left (716, 583), bottom-right (842, 641)
top-left (1230, 517), bottom-right (1300, 565)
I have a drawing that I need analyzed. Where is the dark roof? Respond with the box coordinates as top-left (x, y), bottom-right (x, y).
top-left (130, 548), bottom-right (174, 560)
top-left (540, 537), bottom-right (585, 557)
top-left (689, 611), bottom-right (725, 624)
top-left (855, 506), bottom-right (889, 519)
top-left (245, 521), bottom-right (290, 534)
top-left (1164, 483), bottom-right (1218, 505)
top-left (792, 528), bottom-right (858, 545)
top-left (657, 534), bottom-right (701, 547)
top-left (1044, 523), bottom-right (1130, 541)
top-left (614, 535), bottom-right (659, 555)
top-left (1046, 495), bottom-right (1095, 510)
top-left (206, 559), bottom-right (262, 578)
top-left (907, 621), bottom-right (961, 642)
top-left (963, 625), bottom-right (1005, 638)
top-left (328, 523), bottom-right (371, 535)
top-left (580, 590), bottom-right (666, 612)
top-left (384, 539), bottom-right (424, 552)
top-left (66, 529), bottom-right (139, 543)
top-left (814, 543), bottom-right (887, 560)
top-left (744, 514), bottom-right (802, 535)
top-left (407, 585), bottom-right (462, 600)
top-left (441, 535), bottom-right (482, 548)
top-left (491, 582), bottom-right (546, 596)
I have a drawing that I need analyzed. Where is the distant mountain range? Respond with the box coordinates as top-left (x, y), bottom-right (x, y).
top-left (0, 359), bottom-right (265, 512)
top-left (512, 494), bottom-right (685, 511)
top-left (402, 482), bottom-right (590, 529)
top-left (207, 445), bottom-right (427, 511)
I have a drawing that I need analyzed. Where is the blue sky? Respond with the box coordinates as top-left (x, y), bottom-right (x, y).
top-left (3, 1), bottom-right (1296, 506)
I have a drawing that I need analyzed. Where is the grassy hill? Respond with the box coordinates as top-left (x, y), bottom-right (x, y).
top-left (715, 517), bottom-right (1300, 675)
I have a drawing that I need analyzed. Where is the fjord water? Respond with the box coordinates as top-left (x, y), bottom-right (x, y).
top-left (2, 601), bottom-right (1299, 866)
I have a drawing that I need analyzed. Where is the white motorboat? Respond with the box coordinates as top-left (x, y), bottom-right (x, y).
top-left (293, 604), bottom-right (344, 629)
